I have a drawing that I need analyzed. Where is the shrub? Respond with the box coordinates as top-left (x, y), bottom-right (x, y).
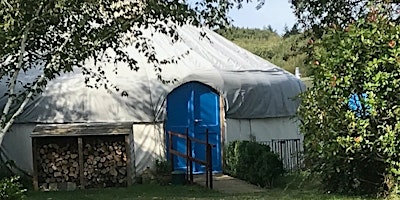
top-left (0, 158), bottom-right (15, 180)
top-left (0, 157), bottom-right (32, 191)
top-left (152, 159), bottom-right (172, 185)
top-left (0, 176), bottom-right (26, 200)
top-left (154, 159), bottom-right (172, 175)
top-left (298, 4), bottom-right (400, 195)
top-left (224, 141), bottom-right (284, 187)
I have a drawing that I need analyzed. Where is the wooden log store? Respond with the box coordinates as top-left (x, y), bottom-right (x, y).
top-left (31, 123), bottom-right (134, 191)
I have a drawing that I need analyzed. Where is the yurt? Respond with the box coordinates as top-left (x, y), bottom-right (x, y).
top-left (0, 25), bottom-right (305, 183)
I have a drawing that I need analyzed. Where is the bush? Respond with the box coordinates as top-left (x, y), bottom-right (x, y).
top-left (298, 5), bottom-right (400, 195)
top-left (155, 159), bottom-right (172, 185)
top-left (0, 176), bottom-right (26, 200)
top-left (154, 159), bottom-right (172, 175)
top-left (0, 158), bottom-right (15, 180)
top-left (224, 141), bottom-right (284, 187)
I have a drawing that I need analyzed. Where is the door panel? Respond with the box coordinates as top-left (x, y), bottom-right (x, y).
top-left (166, 82), bottom-right (221, 173)
top-left (166, 84), bottom-right (192, 170)
top-left (193, 83), bottom-right (221, 172)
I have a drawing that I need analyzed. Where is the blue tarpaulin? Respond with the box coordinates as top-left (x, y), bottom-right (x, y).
top-left (348, 93), bottom-right (370, 116)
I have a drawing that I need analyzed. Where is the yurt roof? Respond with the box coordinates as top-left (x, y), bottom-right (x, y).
top-left (0, 25), bottom-right (305, 123)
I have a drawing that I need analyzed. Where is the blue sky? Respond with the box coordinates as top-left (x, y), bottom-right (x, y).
top-left (229, 0), bottom-right (296, 34)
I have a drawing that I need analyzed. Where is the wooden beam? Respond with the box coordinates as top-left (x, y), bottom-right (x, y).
top-left (32, 123), bottom-right (132, 137)
top-left (125, 134), bottom-right (132, 186)
top-left (32, 138), bottom-right (39, 191)
top-left (220, 95), bottom-right (226, 171)
top-left (78, 137), bottom-right (84, 189)
top-left (170, 149), bottom-right (208, 166)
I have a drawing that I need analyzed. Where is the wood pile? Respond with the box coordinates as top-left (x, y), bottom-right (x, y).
top-left (32, 123), bottom-right (133, 191)
top-left (83, 140), bottom-right (128, 187)
top-left (35, 136), bottom-right (128, 190)
top-left (37, 143), bottom-right (79, 189)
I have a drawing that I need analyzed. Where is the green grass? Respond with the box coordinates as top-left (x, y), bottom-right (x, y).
top-left (25, 173), bottom-right (377, 200)
top-left (26, 184), bottom-right (375, 200)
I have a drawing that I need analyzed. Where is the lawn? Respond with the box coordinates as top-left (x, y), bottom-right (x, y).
top-left (26, 184), bottom-right (373, 200)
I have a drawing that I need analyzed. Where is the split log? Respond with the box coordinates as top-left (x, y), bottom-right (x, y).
top-left (36, 142), bottom-right (79, 187)
top-left (35, 138), bottom-right (129, 189)
top-left (83, 139), bottom-right (128, 187)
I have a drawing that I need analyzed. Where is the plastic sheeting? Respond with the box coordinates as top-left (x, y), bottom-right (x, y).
top-left (0, 25), bottom-right (305, 175)
top-left (132, 123), bottom-right (165, 173)
top-left (2, 118), bottom-right (301, 175)
top-left (225, 118), bottom-right (302, 142)
top-left (1, 124), bottom-right (35, 173)
top-left (1, 122), bottom-right (166, 175)
top-left (0, 25), bottom-right (305, 124)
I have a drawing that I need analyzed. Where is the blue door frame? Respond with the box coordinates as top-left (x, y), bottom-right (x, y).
top-left (166, 82), bottom-right (222, 173)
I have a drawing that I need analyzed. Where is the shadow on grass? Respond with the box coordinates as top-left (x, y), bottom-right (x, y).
top-left (26, 174), bottom-right (377, 200)
top-left (272, 172), bottom-right (376, 200)
top-left (26, 184), bottom-right (223, 200)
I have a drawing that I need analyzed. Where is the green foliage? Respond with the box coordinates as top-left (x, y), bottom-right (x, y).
top-left (25, 184), bottom-right (373, 200)
top-left (217, 27), bottom-right (278, 41)
top-left (283, 24), bottom-right (301, 39)
top-left (142, 159), bottom-right (172, 185)
top-left (0, 176), bottom-right (26, 200)
top-left (291, 0), bottom-right (399, 37)
top-left (217, 28), bottom-right (310, 76)
top-left (0, 157), bottom-right (32, 191)
top-left (0, 160), bottom-right (14, 180)
top-left (224, 141), bottom-right (284, 188)
top-left (298, 4), bottom-right (400, 195)
top-left (154, 159), bottom-right (172, 175)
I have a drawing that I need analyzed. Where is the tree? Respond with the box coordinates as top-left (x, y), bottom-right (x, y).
top-left (0, 0), bottom-right (246, 147)
top-left (282, 24), bottom-right (300, 38)
top-left (265, 25), bottom-right (277, 34)
top-left (217, 27), bottom-right (309, 76)
top-left (298, 4), bottom-right (400, 195)
top-left (291, 0), bottom-right (400, 36)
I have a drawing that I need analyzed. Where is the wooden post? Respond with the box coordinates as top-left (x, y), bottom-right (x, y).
top-left (205, 129), bottom-right (209, 187)
top-left (32, 138), bottom-right (39, 191)
top-left (205, 129), bottom-right (209, 188)
top-left (185, 128), bottom-right (189, 183)
top-left (205, 129), bottom-right (213, 189)
top-left (208, 144), bottom-right (213, 189)
top-left (129, 131), bottom-right (137, 183)
top-left (296, 139), bottom-right (300, 171)
top-left (169, 131), bottom-right (174, 171)
top-left (189, 140), bottom-right (193, 183)
top-left (125, 135), bottom-right (132, 186)
top-left (78, 137), bottom-right (85, 189)
top-left (219, 95), bottom-right (225, 171)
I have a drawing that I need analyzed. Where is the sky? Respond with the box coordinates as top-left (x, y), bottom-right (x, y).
top-left (228, 0), bottom-right (296, 35)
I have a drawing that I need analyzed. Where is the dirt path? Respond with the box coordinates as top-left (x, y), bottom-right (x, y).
top-left (193, 174), bottom-right (265, 194)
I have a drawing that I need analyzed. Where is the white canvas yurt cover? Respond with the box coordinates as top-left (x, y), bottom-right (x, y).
top-left (0, 25), bottom-right (305, 174)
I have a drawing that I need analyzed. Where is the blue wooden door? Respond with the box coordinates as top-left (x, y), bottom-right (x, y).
top-left (166, 82), bottom-right (222, 173)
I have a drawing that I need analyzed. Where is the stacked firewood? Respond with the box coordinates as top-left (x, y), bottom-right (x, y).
top-left (37, 143), bottom-right (79, 186)
top-left (83, 140), bottom-right (128, 187)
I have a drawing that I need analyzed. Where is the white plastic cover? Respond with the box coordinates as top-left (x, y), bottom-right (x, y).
top-left (0, 25), bottom-right (305, 123)
top-left (225, 118), bottom-right (302, 142)
top-left (1, 118), bottom-right (301, 174)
